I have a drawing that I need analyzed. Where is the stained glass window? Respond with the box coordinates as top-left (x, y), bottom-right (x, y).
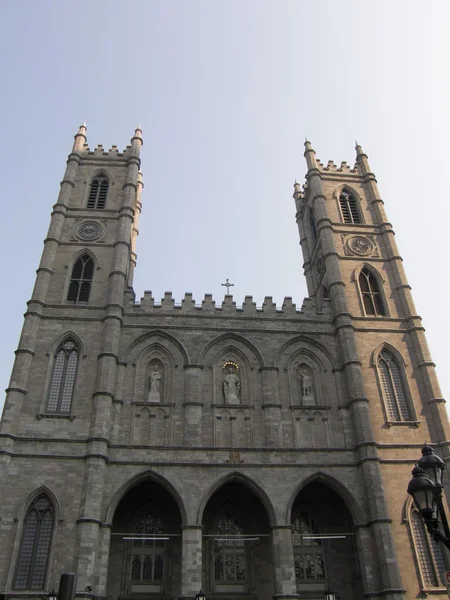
top-left (378, 350), bottom-right (411, 421)
top-left (411, 510), bottom-right (445, 587)
top-left (292, 511), bottom-right (325, 582)
top-left (14, 495), bottom-right (54, 590)
top-left (131, 511), bottom-right (165, 582)
top-left (87, 175), bottom-right (109, 209)
top-left (67, 254), bottom-right (94, 304)
top-left (46, 340), bottom-right (78, 414)
top-left (212, 511), bottom-right (246, 583)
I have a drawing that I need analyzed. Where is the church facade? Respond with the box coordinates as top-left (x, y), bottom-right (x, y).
top-left (0, 125), bottom-right (449, 600)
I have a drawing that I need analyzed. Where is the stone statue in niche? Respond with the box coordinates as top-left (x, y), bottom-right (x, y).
top-left (297, 366), bottom-right (315, 406)
top-left (148, 364), bottom-right (162, 402)
top-left (223, 366), bottom-right (240, 404)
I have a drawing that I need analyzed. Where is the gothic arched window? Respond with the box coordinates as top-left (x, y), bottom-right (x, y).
top-left (377, 349), bottom-right (411, 421)
top-left (46, 340), bottom-right (78, 414)
top-left (292, 510), bottom-right (325, 582)
top-left (339, 190), bottom-right (362, 224)
top-left (67, 254), bottom-right (94, 304)
top-left (212, 510), bottom-right (246, 586)
top-left (87, 174), bottom-right (109, 209)
top-left (13, 495), bottom-right (54, 590)
top-left (131, 511), bottom-right (166, 583)
top-left (411, 509), bottom-right (445, 588)
top-left (358, 268), bottom-right (385, 316)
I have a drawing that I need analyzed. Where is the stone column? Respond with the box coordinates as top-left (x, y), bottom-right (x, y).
top-left (183, 365), bottom-right (204, 447)
top-left (180, 525), bottom-right (203, 599)
top-left (271, 525), bottom-right (298, 600)
top-left (261, 367), bottom-right (282, 448)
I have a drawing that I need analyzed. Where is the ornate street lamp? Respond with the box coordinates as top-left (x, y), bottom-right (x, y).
top-left (196, 591), bottom-right (206, 600)
top-left (407, 444), bottom-right (450, 549)
top-left (324, 592), bottom-right (337, 600)
top-left (47, 590), bottom-right (58, 600)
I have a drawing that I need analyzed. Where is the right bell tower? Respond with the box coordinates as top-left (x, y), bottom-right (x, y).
top-left (294, 140), bottom-right (450, 597)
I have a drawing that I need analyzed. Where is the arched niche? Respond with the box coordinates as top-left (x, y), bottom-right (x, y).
top-left (276, 336), bottom-right (338, 407)
top-left (133, 342), bottom-right (177, 404)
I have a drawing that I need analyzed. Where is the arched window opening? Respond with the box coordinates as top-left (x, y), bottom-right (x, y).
top-left (46, 340), bottom-right (78, 414)
top-left (292, 511), bottom-right (325, 582)
top-left (87, 174), bottom-right (109, 209)
top-left (411, 510), bottom-right (445, 587)
top-left (358, 268), bottom-right (385, 316)
top-left (131, 511), bottom-right (165, 583)
top-left (212, 511), bottom-right (246, 585)
top-left (14, 495), bottom-right (54, 590)
top-left (67, 254), bottom-right (94, 304)
top-left (340, 190), bottom-right (361, 224)
top-left (378, 350), bottom-right (411, 421)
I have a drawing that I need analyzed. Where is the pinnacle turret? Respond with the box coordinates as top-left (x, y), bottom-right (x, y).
top-left (72, 122), bottom-right (87, 153)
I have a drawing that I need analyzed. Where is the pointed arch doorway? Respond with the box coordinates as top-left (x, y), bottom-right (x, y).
top-left (290, 481), bottom-right (362, 599)
top-left (202, 481), bottom-right (273, 600)
top-left (106, 479), bottom-right (183, 600)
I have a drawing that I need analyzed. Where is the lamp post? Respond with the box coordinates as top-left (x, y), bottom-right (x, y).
top-left (407, 443), bottom-right (450, 549)
top-left (196, 591), bottom-right (206, 600)
top-left (47, 591), bottom-right (58, 600)
top-left (324, 591), bottom-right (337, 600)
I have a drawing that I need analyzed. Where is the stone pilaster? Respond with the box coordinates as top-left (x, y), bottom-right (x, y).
top-left (261, 368), bottom-right (282, 448)
top-left (183, 365), bottom-right (204, 447)
top-left (180, 525), bottom-right (203, 599)
top-left (271, 525), bottom-right (298, 600)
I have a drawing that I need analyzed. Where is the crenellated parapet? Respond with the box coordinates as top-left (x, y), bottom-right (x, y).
top-left (124, 291), bottom-right (331, 318)
top-left (78, 142), bottom-right (137, 160)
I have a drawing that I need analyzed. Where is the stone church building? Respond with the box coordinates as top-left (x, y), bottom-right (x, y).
top-left (0, 124), bottom-right (449, 600)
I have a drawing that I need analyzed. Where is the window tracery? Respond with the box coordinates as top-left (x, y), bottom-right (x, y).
top-left (46, 340), bottom-right (78, 414)
top-left (292, 510), bottom-right (325, 582)
top-left (87, 174), bottom-right (109, 209)
top-left (14, 495), bottom-right (54, 590)
top-left (339, 190), bottom-right (361, 224)
top-left (358, 268), bottom-right (385, 316)
top-left (377, 349), bottom-right (411, 421)
top-left (131, 511), bottom-right (165, 583)
top-left (67, 254), bottom-right (94, 304)
top-left (411, 509), bottom-right (445, 588)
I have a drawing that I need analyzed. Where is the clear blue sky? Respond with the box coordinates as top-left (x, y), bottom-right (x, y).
top-left (1, 1), bottom-right (449, 413)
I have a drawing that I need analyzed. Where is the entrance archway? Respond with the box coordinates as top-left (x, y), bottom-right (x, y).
top-left (106, 479), bottom-right (182, 600)
top-left (201, 481), bottom-right (273, 600)
top-left (290, 481), bottom-right (362, 599)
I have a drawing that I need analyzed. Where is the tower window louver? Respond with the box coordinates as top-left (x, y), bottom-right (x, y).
top-left (87, 175), bottom-right (109, 209)
top-left (358, 268), bottom-right (385, 316)
top-left (67, 254), bottom-right (94, 304)
top-left (340, 191), bottom-right (361, 224)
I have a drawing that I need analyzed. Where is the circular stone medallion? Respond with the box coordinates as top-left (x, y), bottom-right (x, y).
top-left (76, 221), bottom-right (103, 241)
top-left (348, 236), bottom-right (373, 256)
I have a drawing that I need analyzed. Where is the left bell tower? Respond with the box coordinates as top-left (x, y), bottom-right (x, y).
top-left (0, 124), bottom-right (143, 437)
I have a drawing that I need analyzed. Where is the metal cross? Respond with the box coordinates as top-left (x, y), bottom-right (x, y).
top-left (221, 278), bottom-right (234, 294)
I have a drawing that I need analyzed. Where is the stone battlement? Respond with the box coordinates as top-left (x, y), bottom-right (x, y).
top-left (79, 142), bottom-right (135, 159)
top-left (124, 291), bottom-right (331, 317)
top-left (317, 158), bottom-right (359, 174)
